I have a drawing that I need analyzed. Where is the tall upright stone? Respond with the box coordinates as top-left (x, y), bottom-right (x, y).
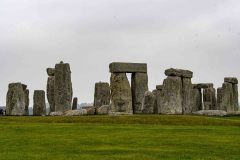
top-left (54, 62), bottom-right (73, 112)
top-left (46, 68), bottom-right (55, 112)
top-left (6, 83), bottom-right (26, 116)
top-left (110, 73), bottom-right (132, 114)
top-left (131, 73), bottom-right (148, 113)
top-left (191, 88), bottom-right (202, 112)
top-left (203, 87), bottom-right (216, 110)
top-left (93, 82), bottom-right (110, 108)
top-left (33, 90), bottom-right (46, 116)
top-left (72, 97), bottom-right (78, 110)
top-left (161, 76), bottom-right (183, 114)
top-left (153, 85), bottom-right (163, 114)
top-left (182, 78), bottom-right (193, 114)
top-left (24, 89), bottom-right (29, 116)
top-left (142, 91), bottom-right (155, 114)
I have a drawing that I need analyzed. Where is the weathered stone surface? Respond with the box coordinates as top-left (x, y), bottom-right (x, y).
top-left (203, 87), bottom-right (216, 110)
top-left (224, 77), bottom-right (238, 84)
top-left (161, 76), bottom-right (183, 114)
top-left (24, 89), bottom-right (29, 116)
top-left (109, 62), bottom-right (147, 73)
top-left (142, 91), bottom-right (155, 114)
top-left (96, 105), bottom-right (110, 115)
top-left (227, 111), bottom-right (240, 116)
top-left (192, 110), bottom-right (227, 117)
top-left (93, 82), bottom-right (110, 108)
top-left (153, 89), bottom-right (163, 114)
top-left (182, 78), bottom-right (193, 114)
top-left (72, 97), bottom-right (78, 110)
top-left (131, 73), bottom-right (148, 114)
top-left (64, 110), bottom-right (83, 116)
top-left (232, 84), bottom-right (239, 111)
top-left (165, 68), bottom-right (193, 78)
top-left (216, 87), bottom-right (223, 110)
top-left (156, 85), bottom-right (163, 90)
top-left (54, 62), bottom-right (73, 112)
top-left (191, 88), bottom-right (202, 112)
top-left (49, 111), bottom-right (64, 116)
top-left (22, 84), bottom-right (27, 91)
top-left (6, 83), bottom-right (26, 116)
top-left (47, 68), bottom-right (55, 76)
top-left (33, 90), bottom-right (46, 116)
top-left (86, 107), bottom-right (95, 115)
top-left (193, 83), bottom-right (214, 89)
top-left (47, 76), bottom-right (55, 112)
top-left (110, 73), bottom-right (133, 114)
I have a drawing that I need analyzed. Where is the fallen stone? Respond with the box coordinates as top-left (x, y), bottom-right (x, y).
top-left (33, 90), bottom-right (46, 116)
top-left (96, 105), bottom-right (110, 115)
top-left (227, 111), bottom-right (240, 116)
top-left (49, 111), bottom-right (64, 116)
top-left (192, 110), bottom-right (227, 117)
top-left (142, 91), bottom-right (155, 114)
top-left (64, 110), bottom-right (84, 116)
top-left (131, 73), bottom-right (148, 114)
top-left (86, 107), bottom-right (95, 115)
top-left (165, 68), bottom-right (193, 78)
top-left (109, 62), bottom-right (147, 73)
top-left (224, 77), bottom-right (238, 84)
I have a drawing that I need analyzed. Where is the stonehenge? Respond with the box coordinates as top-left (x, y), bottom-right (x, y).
top-left (109, 62), bottom-right (148, 114)
top-left (72, 97), bottom-right (78, 110)
top-left (142, 91), bottom-right (155, 114)
top-left (33, 90), bottom-right (46, 116)
top-left (46, 61), bottom-right (73, 112)
top-left (93, 82), bottom-right (110, 109)
top-left (6, 83), bottom-right (29, 116)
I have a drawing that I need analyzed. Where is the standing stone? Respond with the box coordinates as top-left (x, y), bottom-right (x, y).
top-left (6, 83), bottom-right (26, 116)
top-left (203, 87), bottom-right (216, 110)
top-left (33, 90), bottom-right (46, 116)
top-left (131, 73), bottom-right (148, 113)
top-left (153, 86), bottom-right (163, 114)
top-left (182, 78), bottom-right (193, 114)
top-left (93, 82), bottom-right (110, 108)
top-left (217, 87), bottom-right (223, 110)
top-left (142, 91), bottom-right (155, 114)
top-left (232, 84), bottom-right (239, 111)
top-left (47, 74), bottom-right (55, 112)
top-left (72, 97), bottom-right (78, 110)
top-left (110, 73), bottom-right (132, 114)
top-left (24, 89), bottom-right (29, 116)
top-left (191, 88), bottom-right (202, 112)
top-left (54, 62), bottom-right (73, 112)
top-left (161, 76), bottom-right (183, 114)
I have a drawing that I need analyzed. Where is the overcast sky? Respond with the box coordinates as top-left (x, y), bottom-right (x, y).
top-left (1, 0), bottom-right (240, 106)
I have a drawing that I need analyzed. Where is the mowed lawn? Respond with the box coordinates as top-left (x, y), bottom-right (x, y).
top-left (0, 115), bottom-right (240, 160)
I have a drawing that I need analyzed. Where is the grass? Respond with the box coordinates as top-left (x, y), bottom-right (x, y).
top-left (0, 115), bottom-right (240, 160)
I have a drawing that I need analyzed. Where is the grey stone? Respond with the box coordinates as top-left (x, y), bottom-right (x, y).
top-left (142, 91), bottom-right (155, 114)
top-left (96, 105), bottom-right (110, 115)
top-left (203, 87), bottom-right (216, 110)
top-left (72, 97), bottom-right (78, 110)
top-left (165, 68), bottom-right (193, 78)
top-left (86, 107), bottom-right (95, 115)
top-left (93, 82), bottom-right (110, 108)
top-left (54, 62), bottom-right (73, 112)
top-left (232, 84), bottom-right (239, 111)
top-left (193, 83), bottom-right (214, 89)
top-left (224, 77), bottom-right (238, 84)
top-left (182, 78), bottom-right (193, 114)
top-left (192, 110), bottom-right (227, 117)
top-left (47, 68), bottom-right (55, 76)
top-left (153, 89), bottom-right (163, 114)
top-left (227, 111), bottom-right (240, 116)
top-left (47, 76), bottom-right (55, 112)
top-left (109, 62), bottom-right (147, 73)
top-left (131, 73), bottom-right (148, 114)
top-left (191, 88), bottom-right (202, 112)
top-left (64, 110), bottom-right (83, 116)
top-left (49, 111), bottom-right (64, 116)
top-left (156, 85), bottom-right (163, 90)
top-left (6, 83), bottom-right (26, 116)
top-left (24, 89), bottom-right (29, 116)
top-left (33, 90), bottom-right (46, 116)
top-left (110, 73), bottom-right (133, 114)
top-left (161, 76), bottom-right (183, 114)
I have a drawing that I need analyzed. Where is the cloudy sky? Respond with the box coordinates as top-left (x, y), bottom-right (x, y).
top-left (0, 0), bottom-right (240, 106)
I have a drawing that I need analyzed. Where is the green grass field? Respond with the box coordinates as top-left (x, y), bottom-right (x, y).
top-left (0, 115), bottom-right (240, 160)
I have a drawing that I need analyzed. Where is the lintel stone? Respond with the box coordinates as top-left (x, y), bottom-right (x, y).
top-left (224, 77), bottom-right (238, 84)
top-left (109, 62), bottom-right (147, 73)
top-left (165, 68), bottom-right (193, 78)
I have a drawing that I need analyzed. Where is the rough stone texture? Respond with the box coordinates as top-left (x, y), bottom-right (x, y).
top-left (47, 76), bottom-right (55, 112)
top-left (156, 85), bottom-right (163, 90)
top-left (182, 78), bottom-right (193, 114)
top-left (191, 88), bottom-right (202, 112)
top-left (110, 73), bottom-right (133, 114)
top-left (203, 87), bottom-right (216, 110)
top-left (72, 97), bottom-right (78, 110)
top-left (217, 87), bottom-right (223, 110)
top-left (49, 111), bottom-right (64, 116)
top-left (227, 111), bottom-right (240, 116)
top-left (142, 91), bottom-right (155, 114)
top-left (93, 82), bottom-right (110, 108)
top-left (54, 62), bottom-right (73, 112)
top-left (47, 68), bottom-right (55, 76)
top-left (192, 110), bottom-right (227, 117)
top-left (165, 68), bottom-right (193, 78)
top-left (131, 73), bottom-right (148, 114)
top-left (224, 77), bottom-right (238, 84)
top-left (33, 90), bottom-right (46, 116)
top-left (161, 76), bottom-right (183, 114)
top-left (24, 89), bottom-right (29, 116)
top-left (193, 83), bottom-right (214, 89)
top-left (86, 107), bottom-right (95, 115)
top-left (6, 83), bottom-right (26, 116)
top-left (96, 105), bottom-right (110, 115)
top-left (153, 89), bottom-right (163, 114)
top-left (64, 110), bottom-right (83, 116)
top-left (232, 84), bottom-right (239, 111)
top-left (109, 62), bottom-right (147, 73)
